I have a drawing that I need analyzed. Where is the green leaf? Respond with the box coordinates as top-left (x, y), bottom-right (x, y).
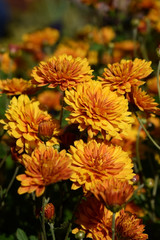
top-left (0, 234), bottom-right (15, 240)
top-left (29, 236), bottom-right (38, 240)
top-left (16, 228), bottom-right (28, 240)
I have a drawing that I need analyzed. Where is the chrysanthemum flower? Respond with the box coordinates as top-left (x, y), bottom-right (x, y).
top-left (16, 145), bottom-right (72, 197)
top-left (65, 80), bottom-right (133, 140)
top-left (0, 78), bottom-right (37, 95)
top-left (92, 26), bottom-right (116, 45)
top-left (38, 90), bottom-right (62, 111)
top-left (22, 27), bottom-right (59, 50)
top-left (0, 52), bottom-right (17, 74)
top-left (72, 195), bottom-right (112, 240)
top-left (147, 74), bottom-right (160, 94)
top-left (31, 54), bottom-right (93, 91)
top-left (0, 95), bottom-right (60, 153)
top-left (127, 87), bottom-right (160, 115)
top-left (70, 139), bottom-right (135, 192)
top-left (99, 58), bottom-right (153, 94)
top-left (115, 210), bottom-right (148, 240)
top-left (91, 178), bottom-right (134, 213)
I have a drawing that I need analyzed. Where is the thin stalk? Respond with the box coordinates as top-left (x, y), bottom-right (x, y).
top-left (64, 194), bottom-right (83, 240)
top-left (157, 60), bottom-right (160, 103)
top-left (133, 27), bottom-right (138, 58)
top-left (49, 223), bottom-right (56, 240)
top-left (59, 92), bottom-right (65, 128)
top-left (135, 112), bottom-right (160, 151)
top-left (136, 125), bottom-right (146, 183)
top-left (151, 174), bottom-right (159, 222)
top-left (5, 165), bottom-right (20, 197)
top-left (112, 212), bottom-right (116, 240)
top-left (139, 36), bottom-right (149, 60)
top-left (41, 195), bottom-right (47, 240)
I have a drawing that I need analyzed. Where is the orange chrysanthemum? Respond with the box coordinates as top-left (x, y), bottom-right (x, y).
top-left (0, 52), bottom-right (17, 74)
top-left (92, 26), bottom-right (116, 45)
top-left (115, 210), bottom-right (148, 240)
top-left (22, 27), bottom-right (59, 50)
top-left (91, 178), bottom-right (134, 212)
top-left (31, 54), bottom-right (93, 91)
top-left (38, 90), bottom-right (62, 111)
top-left (0, 78), bottom-right (37, 95)
top-left (0, 95), bottom-right (60, 153)
top-left (70, 139), bottom-right (135, 192)
top-left (147, 74), bottom-right (160, 94)
top-left (16, 145), bottom-right (72, 197)
top-left (99, 58), bottom-right (153, 94)
top-left (72, 195), bottom-right (112, 240)
top-left (65, 81), bottom-right (133, 140)
top-left (127, 87), bottom-right (160, 115)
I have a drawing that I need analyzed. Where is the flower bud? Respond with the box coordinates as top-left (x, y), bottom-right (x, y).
top-left (145, 178), bottom-right (154, 189)
top-left (132, 174), bottom-right (140, 184)
top-left (38, 120), bottom-right (54, 142)
top-left (75, 231), bottom-right (85, 240)
top-left (44, 203), bottom-right (55, 221)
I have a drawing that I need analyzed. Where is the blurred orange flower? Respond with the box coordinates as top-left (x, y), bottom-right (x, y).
top-left (91, 178), bottom-right (134, 212)
top-left (0, 52), bottom-right (17, 74)
top-left (22, 27), bottom-right (59, 50)
top-left (38, 90), bottom-right (62, 111)
top-left (65, 80), bottom-right (133, 140)
top-left (0, 95), bottom-right (60, 153)
top-left (99, 58), bottom-right (152, 94)
top-left (72, 195), bottom-right (112, 240)
top-left (0, 78), bottom-right (37, 96)
top-left (70, 139), bottom-right (135, 192)
top-left (31, 54), bottom-right (93, 91)
top-left (16, 145), bottom-right (72, 197)
top-left (115, 209), bottom-right (148, 240)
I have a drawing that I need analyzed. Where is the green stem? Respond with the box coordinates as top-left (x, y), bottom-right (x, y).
top-left (49, 223), bottom-right (56, 240)
top-left (136, 125), bottom-right (146, 183)
top-left (42, 195), bottom-right (47, 240)
top-left (135, 112), bottom-right (160, 151)
top-left (133, 27), bottom-right (138, 58)
top-left (151, 174), bottom-right (159, 222)
top-left (157, 60), bottom-right (160, 103)
top-left (112, 212), bottom-right (116, 240)
top-left (139, 36), bottom-right (149, 60)
top-left (59, 92), bottom-right (65, 128)
top-left (5, 165), bottom-right (20, 197)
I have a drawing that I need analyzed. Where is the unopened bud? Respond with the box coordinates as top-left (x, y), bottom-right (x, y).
top-left (132, 174), bottom-right (140, 184)
top-left (145, 178), bottom-right (154, 189)
top-left (44, 203), bottom-right (55, 221)
top-left (131, 18), bottom-right (140, 28)
top-left (75, 231), bottom-right (85, 240)
top-left (38, 120), bottom-right (54, 142)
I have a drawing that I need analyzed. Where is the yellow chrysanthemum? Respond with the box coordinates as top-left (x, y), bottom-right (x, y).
top-left (0, 95), bottom-right (60, 153)
top-left (115, 210), bottom-right (148, 240)
top-left (31, 54), bottom-right (93, 91)
top-left (127, 87), bottom-right (160, 115)
top-left (0, 78), bottom-right (37, 95)
top-left (91, 178), bottom-right (134, 213)
top-left (37, 90), bottom-right (62, 111)
top-left (70, 139), bottom-right (135, 192)
top-left (65, 80), bottom-right (133, 140)
top-left (16, 145), bottom-right (72, 197)
top-left (99, 58), bottom-right (153, 94)
top-left (72, 195), bottom-right (112, 240)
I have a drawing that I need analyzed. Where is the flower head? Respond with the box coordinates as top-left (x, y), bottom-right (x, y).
top-left (0, 78), bottom-right (37, 96)
top-left (16, 145), bottom-right (72, 197)
top-left (22, 27), bottom-right (59, 50)
top-left (115, 210), bottom-right (148, 240)
top-left (37, 90), bottom-right (62, 111)
top-left (70, 139), bottom-right (135, 192)
top-left (31, 54), bottom-right (93, 91)
top-left (65, 80), bottom-right (133, 140)
top-left (0, 52), bottom-right (17, 74)
top-left (99, 58), bottom-right (153, 94)
top-left (127, 87), bottom-right (160, 115)
top-left (72, 195), bottom-right (112, 240)
top-left (91, 178), bottom-right (134, 213)
top-left (0, 95), bottom-right (60, 153)
top-left (44, 203), bottom-right (55, 221)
